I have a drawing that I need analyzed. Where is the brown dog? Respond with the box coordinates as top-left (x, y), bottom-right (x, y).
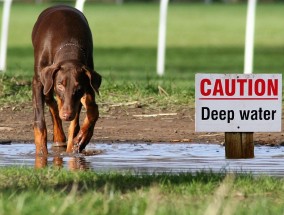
top-left (32, 5), bottom-right (101, 155)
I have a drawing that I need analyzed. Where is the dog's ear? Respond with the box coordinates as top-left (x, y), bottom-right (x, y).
top-left (82, 65), bottom-right (102, 94)
top-left (40, 64), bottom-right (60, 95)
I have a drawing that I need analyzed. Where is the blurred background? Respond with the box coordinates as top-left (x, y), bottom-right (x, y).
top-left (0, 0), bottom-right (283, 106)
top-left (10, 0), bottom-right (284, 3)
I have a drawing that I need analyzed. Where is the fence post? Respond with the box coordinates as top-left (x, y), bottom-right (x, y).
top-left (225, 0), bottom-right (257, 159)
top-left (75, 0), bottom-right (86, 12)
top-left (157, 0), bottom-right (169, 76)
top-left (0, 0), bottom-right (12, 72)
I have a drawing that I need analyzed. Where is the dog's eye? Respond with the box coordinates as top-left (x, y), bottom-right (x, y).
top-left (74, 85), bottom-right (83, 96)
top-left (76, 86), bottom-right (82, 92)
top-left (57, 83), bottom-right (65, 92)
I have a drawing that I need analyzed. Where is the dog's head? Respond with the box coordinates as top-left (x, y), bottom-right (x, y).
top-left (40, 60), bottom-right (101, 121)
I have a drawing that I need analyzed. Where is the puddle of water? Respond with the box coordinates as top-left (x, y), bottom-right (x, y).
top-left (1, 143), bottom-right (284, 176)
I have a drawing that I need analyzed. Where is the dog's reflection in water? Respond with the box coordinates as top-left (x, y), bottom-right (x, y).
top-left (68, 157), bottom-right (92, 170)
top-left (34, 146), bottom-right (92, 170)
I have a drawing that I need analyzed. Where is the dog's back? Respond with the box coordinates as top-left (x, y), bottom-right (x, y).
top-left (32, 5), bottom-right (93, 69)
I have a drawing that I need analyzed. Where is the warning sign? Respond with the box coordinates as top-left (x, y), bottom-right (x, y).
top-left (195, 74), bottom-right (282, 132)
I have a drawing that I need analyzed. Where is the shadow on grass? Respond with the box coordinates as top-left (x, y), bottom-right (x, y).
top-left (0, 167), bottom-right (229, 193)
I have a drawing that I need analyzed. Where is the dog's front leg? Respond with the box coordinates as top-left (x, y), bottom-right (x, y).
top-left (32, 77), bottom-right (48, 155)
top-left (46, 96), bottom-right (66, 145)
top-left (73, 93), bottom-right (99, 152)
top-left (66, 104), bottom-right (82, 153)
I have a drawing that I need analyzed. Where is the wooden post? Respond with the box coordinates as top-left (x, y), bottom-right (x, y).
top-left (225, 132), bottom-right (254, 159)
top-left (224, 0), bottom-right (257, 159)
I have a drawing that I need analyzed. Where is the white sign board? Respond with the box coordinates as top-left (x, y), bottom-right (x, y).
top-left (195, 74), bottom-right (282, 132)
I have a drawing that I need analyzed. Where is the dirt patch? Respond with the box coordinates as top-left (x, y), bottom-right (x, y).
top-left (0, 102), bottom-right (283, 145)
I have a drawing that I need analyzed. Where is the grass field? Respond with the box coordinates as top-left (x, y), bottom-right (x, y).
top-left (0, 168), bottom-right (284, 215)
top-left (1, 3), bottom-right (284, 214)
top-left (0, 3), bottom-right (284, 105)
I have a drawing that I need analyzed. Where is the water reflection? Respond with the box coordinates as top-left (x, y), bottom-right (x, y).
top-left (2, 143), bottom-right (284, 176)
top-left (68, 157), bottom-right (91, 170)
top-left (34, 155), bottom-right (48, 169)
top-left (53, 156), bottom-right (63, 168)
top-left (34, 146), bottom-right (92, 170)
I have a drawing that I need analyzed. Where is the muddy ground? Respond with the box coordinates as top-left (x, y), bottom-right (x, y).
top-left (0, 102), bottom-right (283, 145)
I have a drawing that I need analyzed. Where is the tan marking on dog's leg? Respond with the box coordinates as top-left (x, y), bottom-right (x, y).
top-left (73, 94), bottom-right (99, 152)
top-left (81, 94), bottom-right (99, 124)
top-left (34, 127), bottom-right (48, 155)
top-left (66, 107), bottom-right (81, 153)
top-left (47, 96), bottom-right (66, 143)
top-left (49, 106), bottom-right (66, 143)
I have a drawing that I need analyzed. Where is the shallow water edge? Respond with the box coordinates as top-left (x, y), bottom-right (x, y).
top-left (1, 142), bottom-right (284, 176)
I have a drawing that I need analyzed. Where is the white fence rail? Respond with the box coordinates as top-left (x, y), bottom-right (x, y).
top-left (157, 0), bottom-right (169, 76)
top-left (0, 0), bottom-right (12, 71)
top-left (75, 0), bottom-right (85, 12)
top-left (0, 0), bottom-right (257, 75)
top-left (244, 0), bottom-right (257, 75)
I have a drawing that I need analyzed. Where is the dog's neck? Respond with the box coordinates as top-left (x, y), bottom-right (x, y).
top-left (53, 43), bottom-right (87, 64)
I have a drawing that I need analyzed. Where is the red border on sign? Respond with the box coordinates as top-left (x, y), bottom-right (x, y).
top-left (199, 97), bottom-right (279, 100)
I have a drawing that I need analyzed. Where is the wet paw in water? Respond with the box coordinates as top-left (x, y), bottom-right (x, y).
top-left (81, 149), bottom-right (103, 156)
top-left (51, 145), bottom-right (103, 157)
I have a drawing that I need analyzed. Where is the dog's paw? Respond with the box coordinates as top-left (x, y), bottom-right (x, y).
top-left (73, 130), bottom-right (93, 152)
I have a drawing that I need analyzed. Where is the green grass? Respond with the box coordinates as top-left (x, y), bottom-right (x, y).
top-left (0, 3), bottom-right (283, 107)
top-left (1, 4), bottom-right (284, 214)
top-left (0, 167), bottom-right (284, 215)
